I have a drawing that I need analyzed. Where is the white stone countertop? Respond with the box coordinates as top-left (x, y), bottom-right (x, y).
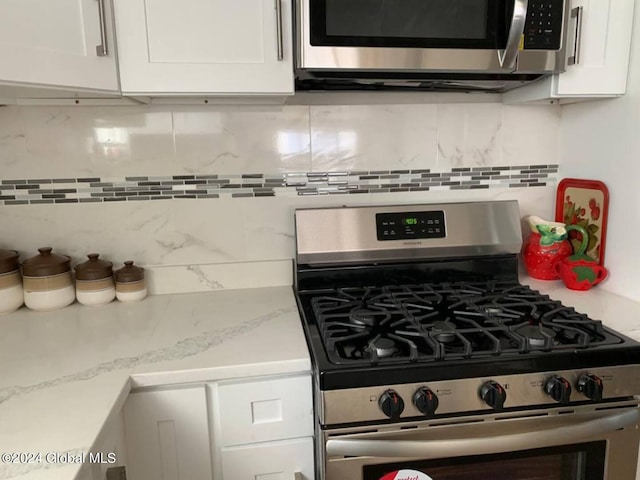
top-left (0, 286), bottom-right (310, 480)
top-left (0, 277), bottom-right (639, 480)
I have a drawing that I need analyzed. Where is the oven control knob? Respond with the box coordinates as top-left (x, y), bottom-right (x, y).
top-left (379, 389), bottom-right (404, 420)
top-left (545, 375), bottom-right (572, 404)
top-left (413, 387), bottom-right (439, 417)
top-left (480, 381), bottom-right (506, 410)
top-left (577, 374), bottom-right (604, 401)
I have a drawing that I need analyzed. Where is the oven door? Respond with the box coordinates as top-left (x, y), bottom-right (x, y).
top-left (297, 0), bottom-right (568, 74)
top-left (324, 402), bottom-right (640, 480)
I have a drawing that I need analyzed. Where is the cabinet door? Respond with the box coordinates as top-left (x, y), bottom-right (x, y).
top-left (555, 0), bottom-right (635, 96)
top-left (123, 387), bottom-right (212, 480)
top-left (221, 438), bottom-right (314, 480)
top-left (0, 0), bottom-right (119, 93)
top-left (88, 412), bottom-right (128, 480)
top-left (113, 0), bottom-right (294, 96)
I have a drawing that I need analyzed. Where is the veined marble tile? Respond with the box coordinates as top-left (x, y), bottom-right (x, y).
top-left (241, 196), bottom-right (297, 261)
top-left (0, 197), bottom-right (248, 267)
top-left (501, 105), bottom-right (561, 166)
top-left (146, 260), bottom-right (293, 294)
top-left (19, 106), bottom-right (175, 177)
top-left (173, 105), bottom-right (311, 174)
top-left (0, 106), bottom-right (27, 177)
top-left (437, 104), bottom-right (502, 170)
top-left (310, 104), bottom-right (438, 172)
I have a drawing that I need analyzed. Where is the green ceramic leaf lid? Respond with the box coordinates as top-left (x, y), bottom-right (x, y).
top-left (0, 249), bottom-right (19, 275)
top-left (22, 247), bottom-right (71, 277)
top-left (75, 253), bottom-right (113, 281)
top-left (115, 261), bottom-right (145, 283)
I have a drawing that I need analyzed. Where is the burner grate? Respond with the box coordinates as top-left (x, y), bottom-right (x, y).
top-left (307, 282), bottom-right (621, 366)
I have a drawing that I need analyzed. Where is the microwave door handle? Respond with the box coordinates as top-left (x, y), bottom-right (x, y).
top-left (499, 0), bottom-right (529, 70)
top-left (326, 409), bottom-right (639, 459)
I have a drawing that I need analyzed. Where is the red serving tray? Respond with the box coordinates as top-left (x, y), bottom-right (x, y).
top-left (555, 178), bottom-right (609, 267)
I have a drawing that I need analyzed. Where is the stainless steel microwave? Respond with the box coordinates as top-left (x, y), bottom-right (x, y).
top-left (295, 0), bottom-right (574, 92)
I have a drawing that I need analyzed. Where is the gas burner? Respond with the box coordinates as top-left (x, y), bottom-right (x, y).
top-left (430, 321), bottom-right (456, 343)
top-left (369, 337), bottom-right (398, 358)
top-left (515, 324), bottom-right (557, 348)
top-left (349, 307), bottom-right (388, 327)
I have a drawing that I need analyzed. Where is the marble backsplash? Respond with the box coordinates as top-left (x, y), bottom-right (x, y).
top-left (0, 103), bottom-right (561, 292)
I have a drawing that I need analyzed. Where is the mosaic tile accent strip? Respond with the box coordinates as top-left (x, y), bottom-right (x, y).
top-left (0, 165), bottom-right (558, 205)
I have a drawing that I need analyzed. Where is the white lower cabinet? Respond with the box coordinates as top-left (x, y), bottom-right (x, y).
top-left (212, 373), bottom-right (315, 480)
top-left (221, 438), bottom-right (314, 480)
top-left (88, 412), bottom-right (129, 480)
top-left (123, 386), bottom-right (213, 480)
top-left (122, 373), bottom-right (314, 480)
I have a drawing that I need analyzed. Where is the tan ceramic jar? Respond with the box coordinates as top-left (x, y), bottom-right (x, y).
top-left (0, 249), bottom-right (23, 316)
top-left (115, 261), bottom-right (147, 302)
top-left (22, 247), bottom-right (75, 311)
top-left (75, 254), bottom-right (115, 306)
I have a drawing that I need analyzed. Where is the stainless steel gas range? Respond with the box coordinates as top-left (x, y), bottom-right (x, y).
top-left (293, 200), bottom-right (640, 480)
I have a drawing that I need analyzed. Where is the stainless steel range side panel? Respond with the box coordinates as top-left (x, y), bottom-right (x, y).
top-left (321, 364), bottom-right (640, 425)
top-left (295, 200), bottom-right (523, 266)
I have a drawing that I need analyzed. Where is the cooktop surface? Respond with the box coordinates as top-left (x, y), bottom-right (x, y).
top-left (296, 281), bottom-right (640, 390)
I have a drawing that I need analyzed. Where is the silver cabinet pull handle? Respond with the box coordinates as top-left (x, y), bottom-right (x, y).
top-left (327, 409), bottom-right (639, 459)
top-left (568, 6), bottom-right (584, 65)
top-left (95, 0), bottom-right (109, 56)
top-left (499, 0), bottom-right (528, 70)
top-left (293, 473), bottom-right (303, 480)
top-left (275, 0), bottom-right (284, 60)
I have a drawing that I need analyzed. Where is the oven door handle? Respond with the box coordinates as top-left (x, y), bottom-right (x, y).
top-left (326, 409), bottom-right (640, 459)
top-left (499, 0), bottom-right (528, 70)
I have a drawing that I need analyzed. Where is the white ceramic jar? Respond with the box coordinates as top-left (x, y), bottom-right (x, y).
top-left (0, 249), bottom-right (23, 316)
top-left (115, 261), bottom-right (147, 302)
top-left (22, 247), bottom-right (75, 312)
top-left (75, 254), bottom-right (115, 306)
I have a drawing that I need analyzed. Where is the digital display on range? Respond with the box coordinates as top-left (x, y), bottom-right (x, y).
top-left (376, 211), bottom-right (446, 241)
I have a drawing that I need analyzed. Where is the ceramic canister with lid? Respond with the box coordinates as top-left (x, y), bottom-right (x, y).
top-left (115, 261), bottom-right (147, 302)
top-left (75, 254), bottom-right (115, 306)
top-left (0, 249), bottom-right (23, 316)
top-left (22, 247), bottom-right (75, 311)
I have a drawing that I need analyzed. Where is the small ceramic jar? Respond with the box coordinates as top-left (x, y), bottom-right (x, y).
top-left (75, 254), bottom-right (115, 306)
top-left (22, 247), bottom-right (75, 312)
top-left (115, 261), bottom-right (147, 302)
top-left (0, 249), bottom-right (23, 316)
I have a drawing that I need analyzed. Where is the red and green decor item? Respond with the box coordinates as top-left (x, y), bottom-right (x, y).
top-left (523, 215), bottom-right (608, 289)
top-left (522, 216), bottom-right (584, 280)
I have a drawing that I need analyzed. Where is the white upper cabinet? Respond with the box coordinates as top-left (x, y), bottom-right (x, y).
top-left (0, 0), bottom-right (119, 93)
top-left (505, 0), bottom-right (635, 103)
top-left (113, 0), bottom-right (294, 96)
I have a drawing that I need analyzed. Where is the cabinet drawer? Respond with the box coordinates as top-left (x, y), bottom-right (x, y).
top-left (221, 437), bottom-right (314, 480)
top-left (216, 374), bottom-right (313, 446)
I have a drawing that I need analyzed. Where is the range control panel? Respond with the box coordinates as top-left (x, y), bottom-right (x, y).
top-left (321, 365), bottom-right (640, 425)
top-left (376, 211), bottom-right (446, 241)
top-left (524, 0), bottom-right (564, 50)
